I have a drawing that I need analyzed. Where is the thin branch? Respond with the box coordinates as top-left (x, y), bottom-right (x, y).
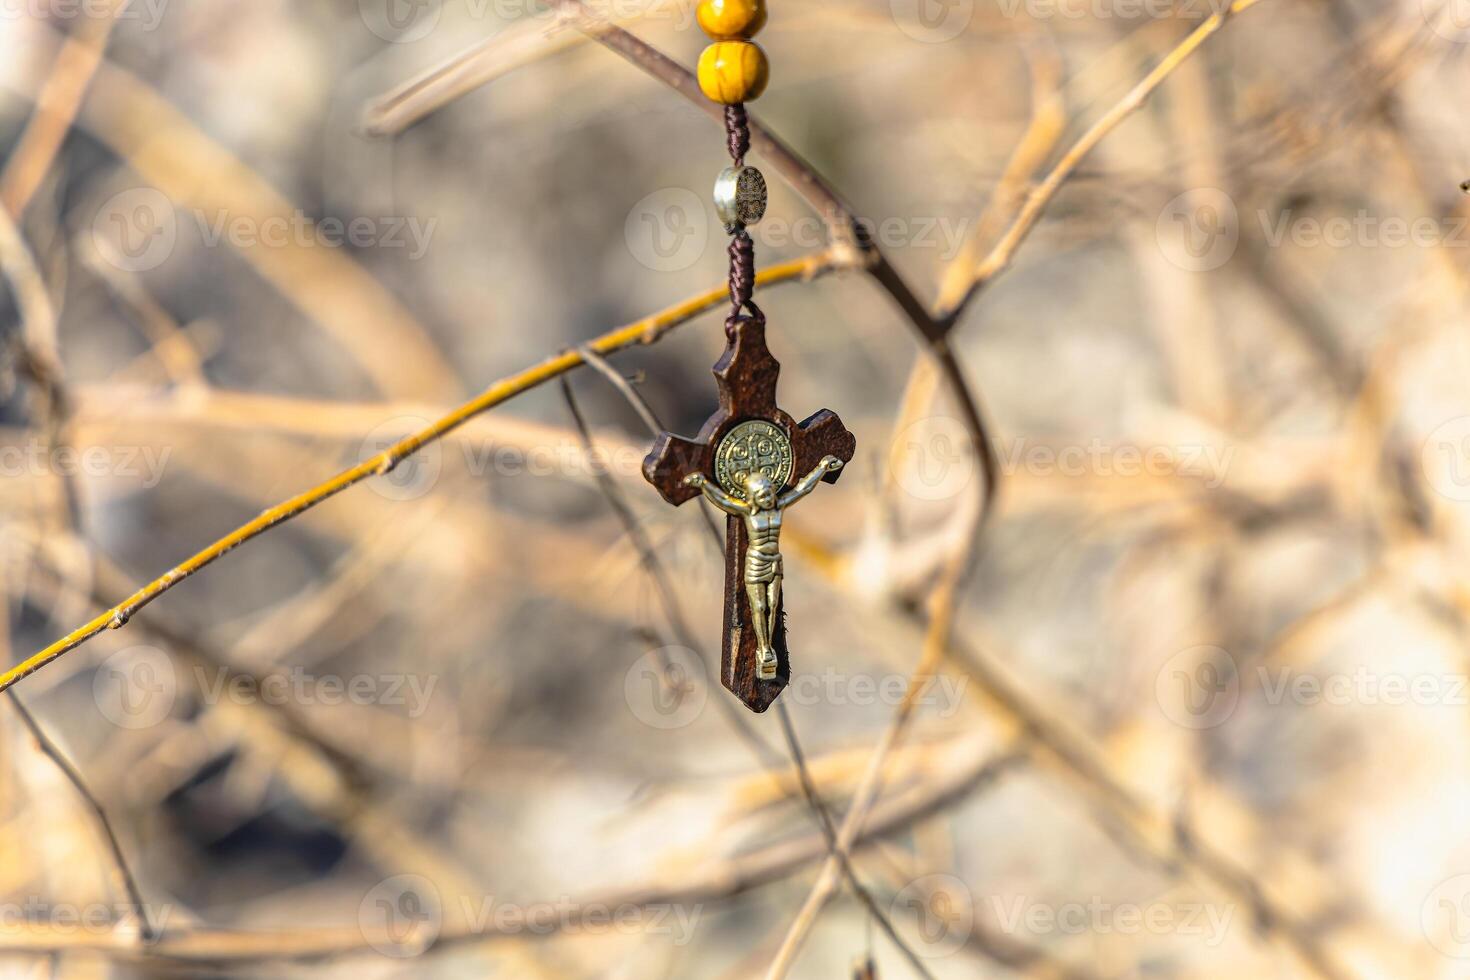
top-left (12, 20), bottom-right (459, 399)
top-left (0, 250), bottom-right (845, 697)
top-left (362, 5), bottom-right (1003, 539)
top-left (764, 548), bottom-right (971, 979)
top-left (774, 702), bottom-right (936, 980)
top-left (0, 183), bottom-right (87, 543)
top-left (567, 351), bottom-right (933, 975)
top-left (559, 374), bottom-right (702, 655)
top-left (936, 0), bottom-right (1267, 327)
top-left (575, 345), bottom-right (721, 550)
top-left (560, 372), bottom-right (798, 776)
top-left (934, 37), bottom-right (1066, 314)
top-left (783, 526), bottom-right (1354, 980)
top-left (366, 0), bottom-right (935, 340)
top-left (762, 8), bottom-right (1276, 964)
top-left (0, 0), bottom-right (123, 214)
top-left (575, 345), bottom-right (662, 438)
top-left (549, 8), bottom-right (1001, 537)
top-left (944, 626), bottom-right (1348, 980)
top-left (0, 745), bottom-right (1024, 963)
top-left (78, 236), bottom-right (207, 388)
top-left (0, 195), bottom-right (62, 385)
top-left (25, 552), bottom-right (488, 902)
top-left (360, 4), bottom-right (655, 136)
top-left (6, 692), bottom-right (155, 943)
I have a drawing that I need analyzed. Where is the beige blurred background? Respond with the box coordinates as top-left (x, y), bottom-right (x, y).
top-left (2, 0), bottom-right (1470, 976)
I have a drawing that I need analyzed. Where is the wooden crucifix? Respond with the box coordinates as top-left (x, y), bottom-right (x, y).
top-left (643, 315), bottom-right (855, 712)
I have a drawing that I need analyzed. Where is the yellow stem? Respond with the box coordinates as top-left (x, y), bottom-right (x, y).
top-left (0, 251), bottom-right (841, 696)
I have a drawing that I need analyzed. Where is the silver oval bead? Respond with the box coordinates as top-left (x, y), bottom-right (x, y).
top-left (713, 165), bottom-right (767, 228)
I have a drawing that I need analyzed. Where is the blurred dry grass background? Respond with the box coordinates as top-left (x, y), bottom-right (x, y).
top-left (2, 0), bottom-right (1470, 976)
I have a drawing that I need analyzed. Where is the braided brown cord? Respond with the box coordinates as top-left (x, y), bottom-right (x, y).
top-left (727, 228), bottom-right (762, 327)
top-left (722, 102), bottom-right (761, 327)
top-left (725, 104), bottom-right (750, 166)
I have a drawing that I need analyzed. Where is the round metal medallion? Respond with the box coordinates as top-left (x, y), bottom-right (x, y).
top-left (714, 419), bottom-right (793, 499)
top-left (713, 165), bottom-right (768, 228)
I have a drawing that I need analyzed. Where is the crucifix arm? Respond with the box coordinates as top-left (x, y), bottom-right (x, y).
top-left (778, 455), bottom-right (843, 509)
top-left (684, 473), bottom-right (751, 515)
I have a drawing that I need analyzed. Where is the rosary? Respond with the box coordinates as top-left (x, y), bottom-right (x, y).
top-left (642, 0), bottom-right (856, 713)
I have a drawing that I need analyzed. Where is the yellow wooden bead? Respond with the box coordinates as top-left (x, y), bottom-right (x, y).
top-left (697, 41), bottom-right (769, 105)
top-left (696, 0), bottom-right (766, 39)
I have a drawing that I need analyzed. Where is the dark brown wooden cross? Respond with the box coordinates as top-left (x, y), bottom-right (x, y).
top-left (643, 316), bottom-right (855, 712)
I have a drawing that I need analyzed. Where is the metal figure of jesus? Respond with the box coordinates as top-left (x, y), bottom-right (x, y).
top-left (684, 455), bottom-right (844, 679)
top-left (642, 315), bottom-right (855, 711)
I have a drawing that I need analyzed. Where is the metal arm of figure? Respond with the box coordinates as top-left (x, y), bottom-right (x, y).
top-left (682, 455), bottom-right (841, 514)
top-left (682, 472), bottom-right (751, 515)
top-left (778, 455), bottom-right (844, 508)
